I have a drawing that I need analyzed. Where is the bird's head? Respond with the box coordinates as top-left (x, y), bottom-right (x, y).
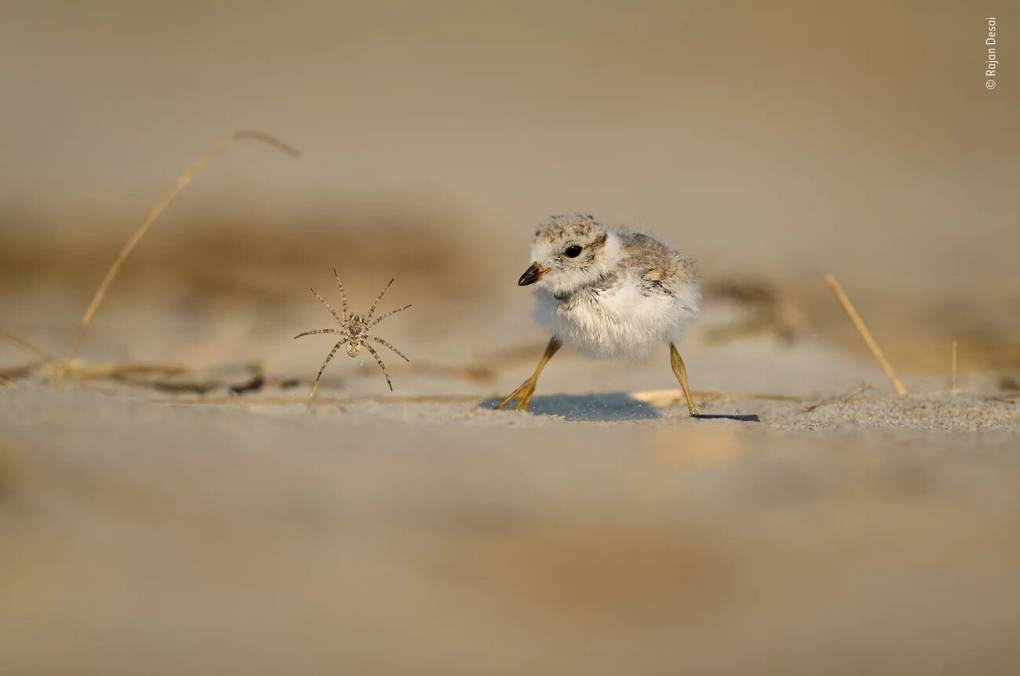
top-left (517, 214), bottom-right (621, 296)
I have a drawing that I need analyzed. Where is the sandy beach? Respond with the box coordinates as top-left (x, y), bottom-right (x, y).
top-left (2, 378), bottom-right (1020, 675)
top-left (2, 1), bottom-right (1018, 673)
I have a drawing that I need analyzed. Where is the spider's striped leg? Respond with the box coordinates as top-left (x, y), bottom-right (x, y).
top-left (310, 287), bottom-right (343, 323)
top-left (332, 268), bottom-right (349, 320)
top-left (370, 304), bottom-right (412, 328)
top-left (361, 341), bottom-right (393, 391)
top-left (307, 340), bottom-right (344, 409)
top-left (294, 328), bottom-right (340, 339)
top-left (366, 278), bottom-right (395, 323)
top-left (370, 335), bottom-right (410, 362)
top-left (496, 336), bottom-right (560, 411)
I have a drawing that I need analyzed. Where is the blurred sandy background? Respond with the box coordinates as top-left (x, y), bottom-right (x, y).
top-left (1, 0), bottom-right (1018, 380)
top-left (2, 2), bottom-right (1020, 674)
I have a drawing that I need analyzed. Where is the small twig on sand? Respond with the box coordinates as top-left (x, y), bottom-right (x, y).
top-left (801, 384), bottom-right (870, 413)
top-left (156, 393), bottom-right (485, 407)
top-left (56, 130), bottom-right (301, 383)
top-left (825, 274), bottom-right (908, 396)
top-left (0, 362), bottom-right (44, 383)
top-left (0, 329), bottom-right (56, 361)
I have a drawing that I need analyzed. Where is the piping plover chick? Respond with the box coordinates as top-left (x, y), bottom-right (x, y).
top-left (496, 213), bottom-right (700, 415)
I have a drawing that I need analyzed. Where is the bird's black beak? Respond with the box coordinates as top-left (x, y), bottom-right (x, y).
top-left (518, 262), bottom-right (546, 286)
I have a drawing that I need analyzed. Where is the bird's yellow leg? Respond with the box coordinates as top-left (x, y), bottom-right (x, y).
top-left (496, 337), bottom-right (561, 411)
top-left (669, 342), bottom-right (700, 416)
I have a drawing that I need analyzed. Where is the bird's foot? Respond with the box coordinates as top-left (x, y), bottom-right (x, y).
top-left (495, 379), bottom-right (537, 411)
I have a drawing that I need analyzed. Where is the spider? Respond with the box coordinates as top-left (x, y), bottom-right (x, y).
top-left (295, 269), bottom-right (412, 403)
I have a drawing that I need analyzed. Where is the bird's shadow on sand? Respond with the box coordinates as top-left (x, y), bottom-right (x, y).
top-left (480, 393), bottom-right (660, 421)
top-left (480, 393), bottom-right (763, 423)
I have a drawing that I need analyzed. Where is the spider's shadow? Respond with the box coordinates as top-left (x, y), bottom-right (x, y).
top-left (480, 393), bottom-right (660, 422)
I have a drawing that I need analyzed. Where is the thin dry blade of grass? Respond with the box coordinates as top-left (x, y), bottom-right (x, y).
top-left (56, 130), bottom-right (300, 383)
top-left (826, 274), bottom-right (908, 396)
top-left (801, 384), bottom-right (870, 413)
top-left (0, 329), bottom-right (55, 361)
top-left (158, 393), bottom-right (485, 407)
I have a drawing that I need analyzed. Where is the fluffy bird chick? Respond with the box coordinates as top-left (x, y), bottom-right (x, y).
top-left (497, 214), bottom-right (701, 415)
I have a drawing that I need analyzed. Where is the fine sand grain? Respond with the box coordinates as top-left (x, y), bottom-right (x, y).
top-left (1, 381), bottom-right (1019, 675)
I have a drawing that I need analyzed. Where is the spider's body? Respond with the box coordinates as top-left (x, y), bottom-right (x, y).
top-left (343, 314), bottom-right (368, 357)
top-left (295, 271), bottom-right (412, 401)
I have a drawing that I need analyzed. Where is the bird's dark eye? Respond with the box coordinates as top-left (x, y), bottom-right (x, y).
top-left (564, 245), bottom-right (583, 258)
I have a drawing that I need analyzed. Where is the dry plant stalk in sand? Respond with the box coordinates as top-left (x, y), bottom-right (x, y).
top-left (800, 384), bottom-right (870, 413)
top-left (0, 329), bottom-right (54, 362)
top-left (0, 329), bottom-right (50, 383)
top-left (826, 274), bottom-right (908, 396)
top-left (54, 130), bottom-right (301, 383)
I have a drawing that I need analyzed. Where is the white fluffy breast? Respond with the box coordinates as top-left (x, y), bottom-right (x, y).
top-left (533, 276), bottom-right (699, 359)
